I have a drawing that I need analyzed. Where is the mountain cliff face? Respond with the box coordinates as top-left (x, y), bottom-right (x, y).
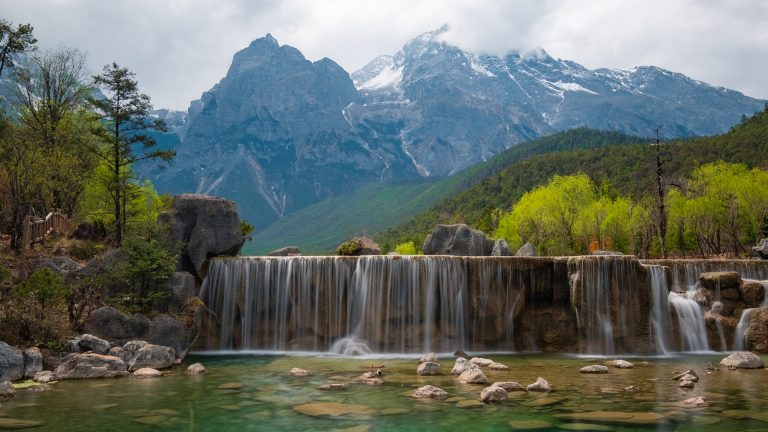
top-left (145, 28), bottom-right (764, 230)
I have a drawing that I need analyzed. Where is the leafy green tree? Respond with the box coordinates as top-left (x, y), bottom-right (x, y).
top-left (88, 63), bottom-right (174, 245)
top-left (15, 268), bottom-right (70, 320)
top-left (0, 19), bottom-right (36, 78)
top-left (395, 241), bottom-right (418, 255)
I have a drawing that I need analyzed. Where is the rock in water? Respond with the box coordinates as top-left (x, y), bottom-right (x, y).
top-left (608, 359), bottom-right (634, 369)
top-left (527, 377), bottom-right (551, 392)
top-left (680, 396), bottom-right (708, 407)
top-left (78, 334), bottom-right (112, 354)
top-left (416, 362), bottom-right (441, 376)
top-left (679, 379), bottom-right (695, 389)
top-left (357, 371), bottom-right (383, 385)
top-left (720, 351), bottom-right (765, 369)
top-left (133, 368), bottom-right (162, 378)
top-left (53, 353), bottom-right (128, 379)
top-left (457, 366), bottom-right (488, 384)
top-left (0, 380), bottom-right (16, 398)
top-left (158, 194), bottom-right (244, 280)
top-left (0, 342), bottom-right (24, 381)
top-left (580, 365), bottom-right (609, 374)
top-left (493, 382), bottom-right (527, 392)
top-left (422, 224), bottom-right (494, 256)
top-left (128, 344), bottom-right (176, 371)
top-left (488, 362), bottom-right (509, 370)
top-left (419, 353), bottom-right (437, 363)
top-left (412, 385), bottom-right (449, 399)
top-left (480, 386), bottom-right (507, 402)
top-left (672, 369), bottom-right (699, 381)
top-left (451, 357), bottom-right (470, 375)
top-left (516, 242), bottom-right (537, 257)
top-left (290, 368), bottom-right (312, 377)
top-left (469, 357), bottom-right (494, 367)
top-left (186, 363), bottom-right (207, 375)
top-left (33, 371), bottom-right (55, 383)
top-left (22, 347), bottom-right (43, 378)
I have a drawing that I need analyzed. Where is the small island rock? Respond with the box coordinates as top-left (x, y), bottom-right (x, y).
top-left (527, 377), bottom-right (551, 392)
top-left (417, 362), bottom-right (441, 376)
top-left (580, 365), bottom-right (609, 374)
top-left (720, 351), bottom-right (764, 369)
top-left (480, 385), bottom-right (507, 402)
top-left (451, 357), bottom-right (470, 375)
top-left (186, 363), bottom-right (207, 375)
top-left (412, 385), bottom-right (449, 399)
top-left (290, 368), bottom-right (312, 377)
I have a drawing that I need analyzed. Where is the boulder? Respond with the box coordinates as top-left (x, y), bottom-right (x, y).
top-left (186, 363), bottom-right (207, 375)
top-left (752, 238), bottom-right (768, 259)
top-left (128, 344), bottom-right (176, 371)
top-left (416, 362), bottom-right (441, 376)
top-left (580, 365), bottom-right (609, 374)
top-left (169, 271), bottom-right (197, 314)
top-left (488, 362), bottom-right (508, 370)
top-left (70, 220), bottom-right (108, 241)
top-left (336, 237), bottom-right (380, 256)
top-left (107, 347), bottom-right (131, 364)
top-left (53, 353), bottom-right (128, 379)
top-left (318, 383), bottom-right (347, 391)
top-left (419, 352), bottom-right (437, 363)
top-left (451, 357), bottom-right (470, 375)
top-left (679, 379), bottom-right (695, 389)
top-left (411, 385), bottom-right (449, 399)
top-left (78, 334), bottom-right (111, 354)
top-left (699, 272), bottom-right (741, 296)
top-left (0, 380), bottom-right (15, 398)
top-left (480, 385), bottom-right (507, 402)
top-left (740, 281), bottom-right (766, 307)
top-left (133, 368), bottom-right (162, 378)
top-left (33, 371), bottom-right (55, 383)
top-left (422, 224), bottom-right (493, 256)
top-left (22, 348), bottom-right (43, 378)
top-left (0, 342), bottom-right (24, 381)
top-left (469, 357), bottom-right (494, 367)
top-left (526, 377), bottom-right (551, 392)
top-left (516, 242), bottom-right (537, 257)
top-left (457, 365), bottom-right (488, 384)
top-left (290, 368), bottom-right (312, 377)
top-left (610, 359), bottom-right (634, 369)
top-left (746, 307), bottom-right (768, 351)
top-left (29, 256), bottom-right (82, 278)
top-left (83, 306), bottom-right (202, 360)
top-left (680, 396), bottom-right (708, 408)
top-left (672, 369), bottom-right (699, 381)
top-left (158, 194), bottom-right (244, 280)
top-left (720, 351), bottom-right (765, 369)
top-left (491, 239), bottom-right (512, 256)
top-left (267, 246), bottom-right (302, 256)
top-left (357, 371), bottom-right (383, 385)
top-left (493, 382), bottom-right (527, 392)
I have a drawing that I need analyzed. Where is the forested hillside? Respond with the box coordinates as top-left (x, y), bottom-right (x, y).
top-left (375, 107), bottom-right (768, 252)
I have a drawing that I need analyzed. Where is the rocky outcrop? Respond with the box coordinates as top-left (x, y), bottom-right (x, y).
top-left (33, 371), bottom-right (55, 383)
top-left (268, 247), bottom-right (302, 256)
top-left (128, 344), bottom-right (176, 371)
top-left (29, 256), bottom-right (82, 278)
top-left (158, 194), bottom-right (244, 280)
top-left (53, 353), bottom-right (128, 379)
top-left (491, 239), bottom-right (512, 256)
top-left (411, 385), bottom-right (449, 399)
top-left (0, 342), bottom-right (24, 381)
top-left (720, 351), bottom-right (765, 369)
top-left (746, 307), bottom-right (768, 352)
top-left (422, 224), bottom-right (493, 256)
top-left (84, 306), bottom-right (202, 359)
top-left (169, 271), bottom-right (197, 314)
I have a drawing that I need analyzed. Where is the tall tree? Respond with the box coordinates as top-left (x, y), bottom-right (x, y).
top-left (88, 63), bottom-right (174, 245)
top-left (0, 19), bottom-right (36, 79)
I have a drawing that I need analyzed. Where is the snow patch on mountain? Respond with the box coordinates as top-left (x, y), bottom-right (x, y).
top-left (551, 81), bottom-right (598, 95)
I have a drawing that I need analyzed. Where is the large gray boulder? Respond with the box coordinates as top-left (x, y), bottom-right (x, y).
top-left (267, 246), bottom-right (302, 256)
top-left (169, 271), bottom-right (197, 314)
top-left (0, 342), bottom-right (24, 381)
top-left (0, 380), bottom-right (15, 398)
top-left (516, 242), bottom-right (537, 257)
top-left (53, 353), bottom-right (128, 380)
top-left (491, 239), bottom-right (512, 256)
top-left (83, 306), bottom-right (202, 360)
top-left (720, 351), bottom-right (764, 369)
top-left (29, 256), bottom-right (82, 279)
top-left (22, 348), bottom-right (43, 378)
top-left (422, 224), bottom-right (493, 256)
top-left (78, 334), bottom-right (111, 355)
top-left (128, 344), bottom-right (176, 371)
top-left (158, 194), bottom-right (244, 280)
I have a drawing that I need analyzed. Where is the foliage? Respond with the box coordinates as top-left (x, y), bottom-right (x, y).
top-left (0, 263), bottom-right (9, 285)
top-left (15, 268), bottom-right (71, 320)
top-left (240, 219), bottom-right (254, 240)
top-left (0, 19), bottom-right (37, 78)
top-left (377, 107), bottom-right (768, 254)
top-left (394, 241), bottom-right (418, 255)
top-left (87, 63), bottom-right (175, 245)
top-left (68, 240), bottom-right (104, 261)
top-left (336, 239), bottom-right (363, 256)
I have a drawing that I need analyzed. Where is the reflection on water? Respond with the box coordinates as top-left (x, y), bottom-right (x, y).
top-left (5, 353), bottom-right (768, 431)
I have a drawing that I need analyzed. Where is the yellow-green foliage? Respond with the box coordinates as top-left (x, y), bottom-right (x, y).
top-left (395, 241), bottom-right (418, 255)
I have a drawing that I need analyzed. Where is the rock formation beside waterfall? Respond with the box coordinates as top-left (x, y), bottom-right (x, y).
top-left (745, 307), bottom-right (768, 352)
top-left (423, 224), bottom-right (494, 256)
top-left (720, 351), bottom-right (764, 369)
top-left (158, 194), bottom-right (244, 280)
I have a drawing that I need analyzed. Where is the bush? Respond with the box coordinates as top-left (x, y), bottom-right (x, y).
top-left (395, 241), bottom-right (418, 255)
top-left (15, 268), bottom-right (71, 319)
top-left (68, 239), bottom-right (104, 260)
top-left (336, 239), bottom-right (363, 256)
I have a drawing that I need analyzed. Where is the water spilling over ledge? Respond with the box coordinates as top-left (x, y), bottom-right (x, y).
top-left (199, 255), bottom-right (768, 355)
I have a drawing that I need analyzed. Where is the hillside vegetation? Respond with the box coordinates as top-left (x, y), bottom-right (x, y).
top-left (245, 129), bottom-right (641, 254)
top-left (375, 107), bottom-right (768, 252)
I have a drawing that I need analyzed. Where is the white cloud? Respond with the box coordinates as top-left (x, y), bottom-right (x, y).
top-left (2, 0), bottom-right (766, 110)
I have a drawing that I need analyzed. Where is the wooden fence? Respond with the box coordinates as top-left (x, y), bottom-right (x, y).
top-left (21, 211), bottom-right (70, 254)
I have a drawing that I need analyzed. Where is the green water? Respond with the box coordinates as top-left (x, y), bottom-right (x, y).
top-left (2, 353), bottom-right (768, 431)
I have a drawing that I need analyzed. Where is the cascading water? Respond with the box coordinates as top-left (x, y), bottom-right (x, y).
top-left (733, 280), bottom-right (768, 350)
top-left (667, 291), bottom-right (710, 352)
top-left (647, 265), bottom-right (671, 355)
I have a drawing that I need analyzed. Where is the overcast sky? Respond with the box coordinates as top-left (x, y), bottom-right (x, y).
top-left (3, 0), bottom-right (767, 110)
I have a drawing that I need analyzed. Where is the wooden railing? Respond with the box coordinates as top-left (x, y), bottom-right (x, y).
top-left (21, 211), bottom-right (70, 254)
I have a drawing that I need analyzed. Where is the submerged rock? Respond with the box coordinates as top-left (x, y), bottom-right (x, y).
top-left (0, 342), bottom-right (24, 381)
top-left (186, 363), bottom-right (207, 375)
top-left (555, 411), bottom-right (667, 425)
top-left (416, 362), bottom-right (441, 376)
top-left (469, 357), bottom-right (493, 367)
top-left (680, 396), bottom-right (709, 408)
top-left (508, 420), bottom-right (552, 430)
top-left (720, 351), bottom-right (764, 369)
top-left (318, 383), bottom-right (347, 391)
top-left (679, 379), bottom-right (695, 389)
top-left (0, 380), bottom-right (15, 398)
top-left (33, 371), bottom-right (55, 383)
top-left (672, 369), bottom-right (699, 380)
top-left (290, 368), bottom-right (312, 377)
top-left (450, 357), bottom-right (470, 375)
top-left (0, 418), bottom-right (44, 429)
top-left (357, 371), bottom-right (383, 385)
top-left (133, 368), bottom-right (162, 378)
top-left (493, 381), bottom-right (526, 392)
top-left (480, 385), bottom-right (507, 402)
top-left (526, 377), bottom-right (551, 392)
top-left (412, 385), bottom-right (449, 399)
top-left (580, 365), bottom-right (609, 374)
top-left (293, 402), bottom-right (375, 419)
top-left (457, 366), bottom-right (488, 384)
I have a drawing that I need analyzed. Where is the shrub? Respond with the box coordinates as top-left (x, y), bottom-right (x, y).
top-left (395, 241), bottom-right (418, 255)
top-left (336, 239), bottom-right (363, 256)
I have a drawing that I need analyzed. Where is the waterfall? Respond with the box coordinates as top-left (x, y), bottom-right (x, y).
top-left (733, 280), bottom-right (768, 350)
top-left (668, 291), bottom-right (710, 352)
top-left (647, 265), bottom-right (671, 355)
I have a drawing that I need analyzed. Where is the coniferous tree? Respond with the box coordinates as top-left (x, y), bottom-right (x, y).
top-left (88, 63), bottom-right (174, 245)
top-left (0, 19), bottom-right (37, 78)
